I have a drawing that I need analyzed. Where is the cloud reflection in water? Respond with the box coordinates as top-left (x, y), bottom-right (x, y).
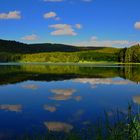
top-left (44, 122), bottom-right (73, 133)
top-left (49, 89), bottom-right (76, 101)
top-left (0, 104), bottom-right (22, 112)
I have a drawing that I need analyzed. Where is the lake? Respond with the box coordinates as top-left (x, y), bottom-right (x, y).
top-left (0, 64), bottom-right (140, 139)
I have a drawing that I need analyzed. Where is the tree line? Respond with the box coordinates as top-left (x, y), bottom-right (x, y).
top-left (0, 39), bottom-right (106, 53)
top-left (118, 44), bottom-right (140, 63)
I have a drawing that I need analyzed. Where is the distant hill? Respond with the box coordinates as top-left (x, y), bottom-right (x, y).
top-left (0, 39), bottom-right (108, 53)
top-left (0, 38), bottom-right (140, 63)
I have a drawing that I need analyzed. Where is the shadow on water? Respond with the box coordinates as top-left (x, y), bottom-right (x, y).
top-left (0, 64), bottom-right (140, 86)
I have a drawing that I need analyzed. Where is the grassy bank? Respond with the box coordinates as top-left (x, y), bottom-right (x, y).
top-left (0, 48), bottom-right (119, 63)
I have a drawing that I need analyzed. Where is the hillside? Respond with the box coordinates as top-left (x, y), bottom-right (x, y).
top-left (0, 39), bottom-right (140, 63)
top-left (0, 39), bottom-right (109, 53)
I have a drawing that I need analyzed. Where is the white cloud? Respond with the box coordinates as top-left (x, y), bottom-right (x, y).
top-left (0, 11), bottom-right (21, 19)
top-left (73, 40), bottom-right (139, 47)
top-left (44, 11), bottom-right (60, 20)
top-left (49, 24), bottom-right (70, 29)
top-left (75, 40), bottom-right (132, 47)
top-left (49, 24), bottom-right (77, 36)
top-left (21, 34), bottom-right (38, 41)
top-left (134, 22), bottom-right (140, 29)
top-left (44, 12), bottom-right (56, 19)
top-left (74, 36), bottom-right (140, 47)
top-left (75, 24), bottom-right (82, 29)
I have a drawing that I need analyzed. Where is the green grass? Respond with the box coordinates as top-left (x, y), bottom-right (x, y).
top-left (0, 47), bottom-right (119, 63)
top-left (0, 45), bottom-right (140, 64)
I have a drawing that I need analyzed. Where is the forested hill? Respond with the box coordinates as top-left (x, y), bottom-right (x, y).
top-left (0, 39), bottom-right (106, 53)
top-left (0, 39), bottom-right (140, 63)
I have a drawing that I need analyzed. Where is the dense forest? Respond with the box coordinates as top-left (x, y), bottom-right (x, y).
top-left (118, 44), bottom-right (140, 63)
top-left (0, 39), bottom-right (140, 63)
top-left (0, 39), bottom-right (106, 53)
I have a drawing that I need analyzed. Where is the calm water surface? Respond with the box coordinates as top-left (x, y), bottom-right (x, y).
top-left (0, 64), bottom-right (140, 139)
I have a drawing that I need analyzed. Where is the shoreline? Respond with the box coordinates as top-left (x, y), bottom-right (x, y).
top-left (0, 62), bottom-right (140, 66)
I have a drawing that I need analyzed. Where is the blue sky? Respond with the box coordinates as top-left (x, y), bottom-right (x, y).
top-left (0, 0), bottom-right (140, 47)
